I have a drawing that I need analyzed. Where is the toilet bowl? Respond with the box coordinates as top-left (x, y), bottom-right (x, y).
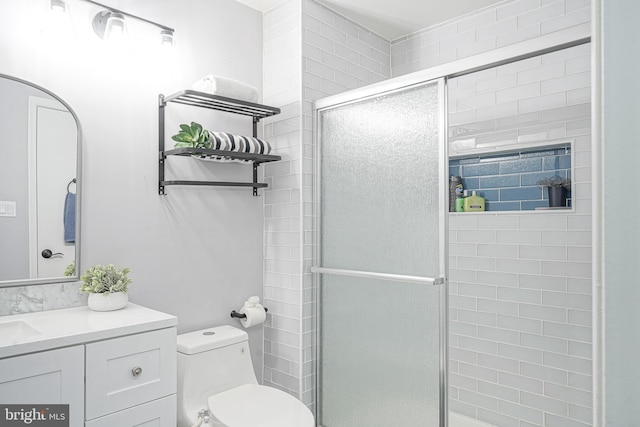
top-left (177, 325), bottom-right (314, 427)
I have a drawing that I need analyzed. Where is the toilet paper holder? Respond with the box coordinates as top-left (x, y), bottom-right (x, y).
top-left (230, 307), bottom-right (268, 319)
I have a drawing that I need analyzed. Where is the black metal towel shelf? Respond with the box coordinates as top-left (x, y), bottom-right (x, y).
top-left (162, 90), bottom-right (280, 120)
top-left (158, 90), bottom-right (281, 196)
top-left (230, 308), bottom-right (268, 319)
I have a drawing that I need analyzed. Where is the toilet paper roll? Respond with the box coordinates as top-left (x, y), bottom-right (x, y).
top-left (238, 305), bottom-right (267, 328)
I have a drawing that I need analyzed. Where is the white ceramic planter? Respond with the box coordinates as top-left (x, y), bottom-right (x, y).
top-left (87, 292), bottom-right (128, 312)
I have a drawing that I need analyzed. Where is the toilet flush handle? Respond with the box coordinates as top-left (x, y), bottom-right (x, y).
top-left (198, 409), bottom-right (210, 424)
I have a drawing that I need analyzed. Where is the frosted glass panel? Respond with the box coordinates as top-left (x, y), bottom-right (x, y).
top-left (320, 275), bottom-right (441, 427)
top-left (319, 83), bottom-right (441, 277)
top-left (317, 81), bottom-right (444, 427)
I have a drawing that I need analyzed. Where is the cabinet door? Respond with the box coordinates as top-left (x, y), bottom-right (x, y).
top-left (85, 328), bottom-right (177, 420)
top-left (84, 395), bottom-right (176, 427)
top-left (0, 346), bottom-right (84, 427)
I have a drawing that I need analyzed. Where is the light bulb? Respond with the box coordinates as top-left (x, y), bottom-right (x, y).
top-left (43, 0), bottom-right (75, 42)
top-left (160, 30), bottom-right (174, 47)
top-left (50, 0), bottom-right (66, 13)
top-left (104, 12), bottom-right (127, 44)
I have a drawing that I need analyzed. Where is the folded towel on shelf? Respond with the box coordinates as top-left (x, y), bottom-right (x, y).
top-left (191, 131), bottom-right (272, 163)
top-left (192, 75), bottom-right (259, 103)
top-left (63, 192), bottom-right (76, 243)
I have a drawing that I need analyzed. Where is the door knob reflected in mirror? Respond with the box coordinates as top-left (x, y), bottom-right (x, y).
top-left (41, 249), bottom-right (64, 259)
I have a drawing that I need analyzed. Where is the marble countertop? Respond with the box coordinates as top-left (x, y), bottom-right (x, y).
top-left (0, 303), bottom-right (177, 358)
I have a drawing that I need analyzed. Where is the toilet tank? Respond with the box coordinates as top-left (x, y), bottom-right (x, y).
top-left (177, 325), bottom-right (258, 427)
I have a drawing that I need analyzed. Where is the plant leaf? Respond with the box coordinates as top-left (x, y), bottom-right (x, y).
top-left (191, 122), bottom-right (203, 133)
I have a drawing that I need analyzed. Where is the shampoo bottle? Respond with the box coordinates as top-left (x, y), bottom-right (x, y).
top-left (449, 176), bottom-right (462, 212)
top-left (463, 191), bottom-right (485, 212)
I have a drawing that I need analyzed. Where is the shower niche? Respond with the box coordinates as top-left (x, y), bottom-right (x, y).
top-left (448, 141), bottom-right (574, 212)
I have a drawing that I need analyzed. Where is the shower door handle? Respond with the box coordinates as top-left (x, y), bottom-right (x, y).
top-left (310, 266), bottom-right (445, 286)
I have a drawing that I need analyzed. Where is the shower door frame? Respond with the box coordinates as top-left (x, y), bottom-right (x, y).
top-left (313, 77), bottom-right (450, 427)
top-left (311, 27), bottom-right (591, 427)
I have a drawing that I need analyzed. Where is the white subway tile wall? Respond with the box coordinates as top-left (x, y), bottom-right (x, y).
top-left (392, 0), bottom-right (591, 78)
top-left (436, 7), bottom-right (592, 420)
top-left (450, 212), bottom-right (592, 425)
top-left (263, 0), bottom-right (303, 400)
top-left (449, 42), bottom-right (590, 156)
top-left (394, 1), bottom-right (591, 425)
top-left (262, 0), bottom-right (391, 412)
top-left (264, 0), bottom-right (591, 425)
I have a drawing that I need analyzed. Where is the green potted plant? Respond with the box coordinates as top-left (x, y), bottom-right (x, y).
top-left (80, 264), bottom-right (132, 311)
top-left (171, 122), bottom-right (212, 150)
top-left (537, 175), bottom-right (571, 208)
top-left (64, 260), bottom-right (75, 277)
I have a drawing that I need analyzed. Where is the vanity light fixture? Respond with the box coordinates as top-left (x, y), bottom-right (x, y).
top-left (81, 0), bottom-right (175, 46)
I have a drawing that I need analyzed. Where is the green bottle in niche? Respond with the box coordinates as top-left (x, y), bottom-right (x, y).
top-left (455, 190), bottom-right (466, 212)
top-left (463, 191), bottom-right (485, 212)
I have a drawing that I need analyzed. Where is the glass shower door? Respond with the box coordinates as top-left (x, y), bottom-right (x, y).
top-left (314, 79), bottom-right (447, 427)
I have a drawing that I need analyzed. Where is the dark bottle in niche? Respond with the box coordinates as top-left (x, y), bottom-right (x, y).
top-left (449, 176), bottom-right (463, 212)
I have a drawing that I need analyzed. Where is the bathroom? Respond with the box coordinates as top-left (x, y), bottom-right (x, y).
top-left (0, 0), bottom-right (637, 426)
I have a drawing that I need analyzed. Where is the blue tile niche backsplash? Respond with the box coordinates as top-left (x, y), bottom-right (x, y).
top-left (449, 145), bottom-right (572, 211)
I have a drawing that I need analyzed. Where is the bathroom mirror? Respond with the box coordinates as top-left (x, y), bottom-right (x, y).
top-left (0, 74), bottom-right (81, 287)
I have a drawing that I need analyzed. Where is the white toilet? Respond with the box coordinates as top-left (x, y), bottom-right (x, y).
top-left (177, 325), bottom-right (315, 427)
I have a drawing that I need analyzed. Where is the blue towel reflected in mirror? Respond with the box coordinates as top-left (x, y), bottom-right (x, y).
top-left (64, 192), bottom-right (75, 243)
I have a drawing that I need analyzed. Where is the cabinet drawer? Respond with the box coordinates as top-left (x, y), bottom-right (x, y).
top-left (85, 394), bottom-right (176, 427)
top-left (85, 328), bottom-right (176, 420)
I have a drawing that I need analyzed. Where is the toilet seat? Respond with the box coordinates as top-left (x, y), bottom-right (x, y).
top-left (208, 384), bottom-right (314, 427)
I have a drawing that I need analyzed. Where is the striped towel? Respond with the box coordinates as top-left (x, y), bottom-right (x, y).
top-left (192, 131), bottom-right (272, 163)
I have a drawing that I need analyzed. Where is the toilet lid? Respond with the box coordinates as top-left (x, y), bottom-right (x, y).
top-left (208, 384), bottom-right (314, 427)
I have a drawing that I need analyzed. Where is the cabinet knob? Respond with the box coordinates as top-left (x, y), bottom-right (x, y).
top-left (131, 367), bottom-right (143, 377)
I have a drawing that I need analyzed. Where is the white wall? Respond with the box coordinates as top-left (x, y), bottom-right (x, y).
top-left (0, 0), bottom-right (265, 375)
top-left (600, 1), bottom-right (640, 425)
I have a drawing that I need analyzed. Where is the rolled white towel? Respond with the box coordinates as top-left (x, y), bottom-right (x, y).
top-left (209, 131), bottom-right (271, 155)
top-left (192, 75), bottom-right (259, 103)
top-left (191, 131), bottom-right (272, 164)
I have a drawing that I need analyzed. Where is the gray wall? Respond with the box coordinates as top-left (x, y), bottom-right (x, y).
top-left (0, 0), bottom-right (265, 375)
top-left (602, 0), bottom-right (640, 424)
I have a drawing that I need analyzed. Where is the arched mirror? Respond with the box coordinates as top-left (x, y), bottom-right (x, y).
top-left (0, 74), bottom-right (81, 286)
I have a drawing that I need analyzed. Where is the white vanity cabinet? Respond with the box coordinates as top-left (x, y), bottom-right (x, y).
top-left (0, 345), bottom-right (85, 426)
top-left (0, 304), bottom-right (178, 427)
top-left (85, 328), bottom-right (177, 426)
